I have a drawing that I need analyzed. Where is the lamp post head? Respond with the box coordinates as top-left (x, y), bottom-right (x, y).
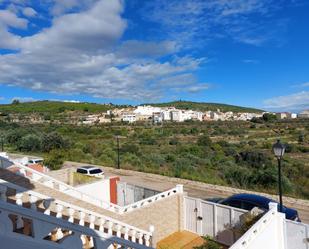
top-left (273, 139), bottom-right (285, 159)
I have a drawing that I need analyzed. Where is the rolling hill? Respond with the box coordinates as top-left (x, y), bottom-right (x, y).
top-left (145, 101), bottom-right (264, 113)
top-left (0, 100), bottom-right (264, 114)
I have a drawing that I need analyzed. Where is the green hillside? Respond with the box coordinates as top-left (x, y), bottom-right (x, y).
top-left (0, 100), bottom-right (264, 114)
top-left (0, 101), bottom-right (126, 114)
top-left (146, 101), bottom-right (264, 113)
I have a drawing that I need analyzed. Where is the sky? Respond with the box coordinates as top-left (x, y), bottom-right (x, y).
top-left (0, 0), bottom-right (308, 112)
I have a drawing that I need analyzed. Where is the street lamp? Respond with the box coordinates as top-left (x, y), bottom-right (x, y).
top-left (272, 139), bottom-right (285, 212)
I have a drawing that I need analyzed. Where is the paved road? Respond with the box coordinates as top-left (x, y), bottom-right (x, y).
top-left (63, 161), bottom-right (309, 224)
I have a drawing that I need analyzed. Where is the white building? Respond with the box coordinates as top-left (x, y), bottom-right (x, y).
top-left (122, 113), bottom-right (136, 123)
top-left (298, 110), bottom-right (309, 118)
top-left (152, 112), bottom-right (163, 124)
top-left (133, 105), bottom-right (162, 116)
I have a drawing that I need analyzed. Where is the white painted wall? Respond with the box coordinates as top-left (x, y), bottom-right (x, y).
top-left (65, 179), bottom-right (110, 203)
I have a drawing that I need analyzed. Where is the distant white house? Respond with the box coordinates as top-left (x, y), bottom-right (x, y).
top-left (133, 105), bottom-right (162, 116)
top-left (122, 113), bottom-right (136, 123)
top-left (298, 110), bottom-right (309, 118)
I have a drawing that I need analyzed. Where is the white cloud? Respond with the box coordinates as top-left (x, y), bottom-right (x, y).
top-left (0, 0), bottom-right (206, 101)
top-left (186, 84), bottom-right (210, 93)
top-left (300, 82), bottom-right (309, 87)
top-left (22, 7), bottom-right (37, 17)
top-left (0, 9), bottom-right (28, 28)
top-left (12, 96), bottom-right (36, 102)
top-left (139, 0), bottom-right (288, 47)
top-left (243, 59), bottom-right (259, 64)
top-left (263, 91), bottom-right (309, 111)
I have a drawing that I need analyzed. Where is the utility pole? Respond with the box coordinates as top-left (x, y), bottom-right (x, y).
top-left (115, 135), bottom-right (126, 170)
top-left (116, 135), bottom-right (120, 169)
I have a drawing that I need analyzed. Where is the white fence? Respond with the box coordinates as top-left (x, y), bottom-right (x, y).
top-left (7, 161), bottom-right (183, 214)
top-left (0, 179), bottom-right (153, 247)
top-left (184, 196), bottom-right (247, 246)
top-left (285, 219), bottom-right (309, 249)
top-left (0, 201), bottom-right (152, 249)
top-left (230, 202), bottom-right (286, 249)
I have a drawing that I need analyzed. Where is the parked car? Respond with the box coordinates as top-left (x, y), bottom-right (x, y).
top-left (208, 193), bottom-right (300, 221)
top-left (76, 166), bottom-right (104, 177)
top-left (27, 158), bottom-right (44, 165)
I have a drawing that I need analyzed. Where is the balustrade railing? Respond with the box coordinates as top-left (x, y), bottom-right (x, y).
top-left (8, 161), bottom-right (184, 214)
top-left (0, 200), bottom-right (152, 249)
top-left (0, 179), bottom-right (153, 247)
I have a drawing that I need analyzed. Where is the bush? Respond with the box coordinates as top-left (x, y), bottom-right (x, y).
top-left (44, 151), bottom-right (64, 170)
top-left (18, 134), bottom-right (42, 152)
top-left (42, 132), bottom-right (70, 152)
top-left (197, 135), bottom-right (212, 146)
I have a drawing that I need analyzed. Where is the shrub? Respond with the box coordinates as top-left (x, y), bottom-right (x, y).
top-left (44, 150), bottom-right (64, 170)
top-left (197, 135), bottom-right (212, 146)
top-left (42, 132), bottom-right (70, 152)
top-left (18, 134), bottom-right (42, 152)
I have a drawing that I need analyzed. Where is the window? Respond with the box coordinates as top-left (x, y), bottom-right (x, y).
top-left (89, 169), bottom-right (102, 174)
top-left (241, 201), bottom-right (257, 210)
top-left (222, 200), bottom-right (242, 209)
top-left (77, 168), bottom-right (87, 174)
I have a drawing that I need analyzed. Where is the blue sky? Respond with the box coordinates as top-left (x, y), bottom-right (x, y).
top-left (0, 0), bottom-right (308, 112)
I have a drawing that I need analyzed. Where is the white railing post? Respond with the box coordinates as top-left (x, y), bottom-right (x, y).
top-left (107, 221), bottom-right (113, 235)
top-left (0, 185), bottom-right (7, 202)
top-left (89, 214), bottom-right (96, 229)
top-left (269, 202), bottom-right (278, 212)
top-left (15, 192), bottom-right (23, 206)
top-left (79, 211), bottom-right (85, 226)
top-left (137, 232), bottom-right (143, 244)
top-left (124, 227), bottom-right (130, 240)
top-left (68, 207), bottom-right (75, 223)
top-left (99, 218), bottom-right (105, 233)
top-left (131, 230), bottom-right (137, 243)
top-left (56, 203), bottom-right (63, 218)
top-left (176, 184), bottom-right (183, 193)
top-left (116, 224), bottom-right (122, 237)
top-left (29, 195), bottom-right (38, 210)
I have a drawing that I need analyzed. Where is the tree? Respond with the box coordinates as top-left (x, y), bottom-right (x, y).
top-left (12, 99), bottom-right (20, 105)
top-left (42, 132), bottom-right (69, 152)
top-left (18, 134), bottom-right (42, 152)
top-left (44, 150), bottom-right (64, 170)
top-left (262, 113), bottom-right (277, 122)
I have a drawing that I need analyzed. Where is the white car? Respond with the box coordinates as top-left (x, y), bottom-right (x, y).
top-left (76, 166), bottom-right (104, 177)
top-left (27, 158), bottom-right (44, 165)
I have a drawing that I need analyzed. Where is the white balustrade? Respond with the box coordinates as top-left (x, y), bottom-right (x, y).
top-left (0, 179), bottom-right (153, 247)
top-left (0, 201), bottom-right (152, 249)
top-left (10, 161), bottom-right (182, 215)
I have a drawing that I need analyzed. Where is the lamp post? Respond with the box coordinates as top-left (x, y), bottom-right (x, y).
top-left (272, 139), bottom-right (285, 212)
